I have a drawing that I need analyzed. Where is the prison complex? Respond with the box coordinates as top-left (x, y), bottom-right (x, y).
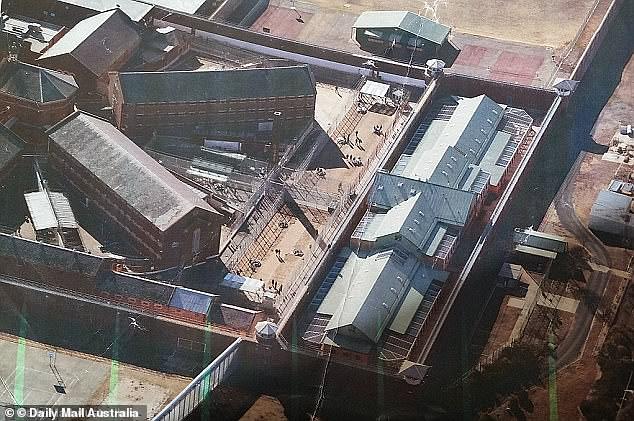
top-left (300, 95), bottom-right (533, 363)
top-left (108, 65), bottom-right (317, 138)
top-left (46, 111), bottom-right (224, 268)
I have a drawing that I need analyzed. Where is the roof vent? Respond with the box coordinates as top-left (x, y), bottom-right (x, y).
top-left (480, 128), bottom-right (487, 134)
top-left (408, 227), bottom-right (415, 232)
top-left (418, 211), bottom-right (425, 217)
top-left (492, 109), bottom-right (498, 114)
top-left (451, 156), bottom-right (457, 162)
top-left (441, 170), bottom-right (448, 176)
top-left (486, 118), bottom-right (493, 124)
top-left (413, 219), bottom-right (420, 224)
top-left (409, 188), bottom-right (417, 195)
top-left (397, 182), bottom-right (404, 187)
top-left (377, 185), bottom-right (384, 190)
top-left (446, 163), bottom-right (453, 169)
top-left (475, 138), bottom-right (482, 144)
top-left (390, 287), bottom-right (398, 294)
top-left (382, 302), bottom-right (389, 309)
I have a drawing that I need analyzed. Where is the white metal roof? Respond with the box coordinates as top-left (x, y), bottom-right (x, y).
top-left (360, 80), bottom-right (390, 98)
top-left (24, 191), bottom-right (77, 231)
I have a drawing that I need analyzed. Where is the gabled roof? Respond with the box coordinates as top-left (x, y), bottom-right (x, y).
top-left (353, 11), bottom-right (450, 45)
top-left (0, 60), bottom-right (78, 103)
top-left (404, 95), bottom-right (505, 185)
top-left (320, 248), bottom-right (417, 344)
top-left (115, 66), bottom-right (317, 104)
top-left (53, 1), bottom-right (154, 22)
top-left (0, 124), bottom-right (26, 173)
top-left (38, 9), bottom-right (140, 76)
top-left (46, 111), bottom-right (220, 231)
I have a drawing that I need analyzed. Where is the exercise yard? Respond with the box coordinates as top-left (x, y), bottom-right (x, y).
top-left (0, 333), bottom-right (189, 417)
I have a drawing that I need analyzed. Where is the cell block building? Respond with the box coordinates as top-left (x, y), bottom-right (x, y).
top-left (108, 66), bottom-right (317, 138)
top-left (46, 111), bottom-right (224, 268)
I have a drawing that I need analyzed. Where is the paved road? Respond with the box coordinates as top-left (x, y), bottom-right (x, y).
top-left (553, 153), bottom-right (611, 368)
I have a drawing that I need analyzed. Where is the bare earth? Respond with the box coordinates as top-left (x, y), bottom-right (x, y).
top-left (262, 0), bottom-right (598, 48)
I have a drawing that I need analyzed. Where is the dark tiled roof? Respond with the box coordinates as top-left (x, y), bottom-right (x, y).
top-left (0, 232), bottom-right (105, 276)
top-left (0, 60), bottom-right (78, 103)
top-left (38, 9), bottom-right (140, 76)
top-left (116, 66), bottom-right (316, 104)
top-left (47, 111), bottom-right (219, 231)
top-left (0, 125), bottom-right (26, 172)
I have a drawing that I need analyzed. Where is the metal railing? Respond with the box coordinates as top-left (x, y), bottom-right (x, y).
top-left (152, 337), bottom-right (243, 421)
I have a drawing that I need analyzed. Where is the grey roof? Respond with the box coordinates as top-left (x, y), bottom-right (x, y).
top-left (0, 125), bottom-right (26, 173)
top-left (319, 248), bottom-right (418, 344)
top-left (115, 66), bottom-right (316, 104)
top-left (404, 95), bottom-right (505, 185)
top-left (366, 172), bottom-right (474, 253)
top-left (53, 1), bottom-right (154, 21)
top-left (0, 60), bottom-right (78, 103)
top-left (353, 11), bottom-right (450, 45)
top-left (0, 232), bottom-right (104, 276)
top-left (589, 190), bottom-right (634, 237)
top-left (169, 287), bottom-right (216, 314)
top-left (97, 272), bottom-right (175, 304)
top-left (513, 228), bottom-right (567, 254)
top-left (47, 111), bottom-right (219, 231)
top-left (38, 9), bottom-right (140, 77)
top-left (24, 191), bottom-right (78, 231)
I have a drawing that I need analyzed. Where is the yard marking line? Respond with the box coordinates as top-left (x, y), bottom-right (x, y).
top-left (13, 308), bottom-right (28, 405)
top-left (548, 331), bottom-right (559, 421)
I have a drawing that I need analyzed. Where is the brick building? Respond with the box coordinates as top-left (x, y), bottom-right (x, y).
top-left (0, 59), bottom-right (78, 126)
top-left (46, 111), bottom-right (224, 269)
top-left (108, 65), bottom-right (317, 138)
top-left (37, 9), bottom-right (141, 95)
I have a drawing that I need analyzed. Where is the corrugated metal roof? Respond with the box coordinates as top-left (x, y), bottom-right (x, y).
top-left (353, 11), bottom-right (450, 45)
top-left (320, 248), bottom-right (417, 344)
top-left (405, 95), bottom-right (505, 185)
top-left (116, 66), bottom-right (316, 104)
top-left (38, 9), bottom-right (140, 76)
top-left (169, 287), bottom-right (216, 314)
top-left (589, 190), bottom-right (634, 237)
top-left (366, 172), bottom-right (474, 254)
top-left (24, 192), bottom-right (58, 231)
top-left (47, 111), bottom-right (219, 231)
top-left (54, 1), bottom-right (153, 21)
top-left (0, 125), bottom-right (25, 173)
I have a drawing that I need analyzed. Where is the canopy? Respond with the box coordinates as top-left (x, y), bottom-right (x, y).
top-left (360, 80), bottom-right (390, 99)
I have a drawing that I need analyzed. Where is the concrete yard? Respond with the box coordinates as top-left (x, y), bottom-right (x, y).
top-left (0, 333), bottom-right (190, 417)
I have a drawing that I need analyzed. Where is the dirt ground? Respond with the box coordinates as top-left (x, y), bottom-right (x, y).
top-left (240, 395), bottom-right (288, 420)
top-left (259, 0), bottom-right (597, 49)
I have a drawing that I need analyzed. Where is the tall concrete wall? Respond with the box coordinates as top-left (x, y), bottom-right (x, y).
top-left (0, 279), bottom-right (237, 377)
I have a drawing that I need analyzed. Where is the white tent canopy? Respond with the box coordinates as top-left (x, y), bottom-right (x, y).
top-left (360, 80), bottom-right (390, 99)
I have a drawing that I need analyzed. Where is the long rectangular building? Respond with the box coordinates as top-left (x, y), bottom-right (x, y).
top-left (108, 66), bottom-right (317, 138)
top-left (46, 111), bottom-right (224, 268)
